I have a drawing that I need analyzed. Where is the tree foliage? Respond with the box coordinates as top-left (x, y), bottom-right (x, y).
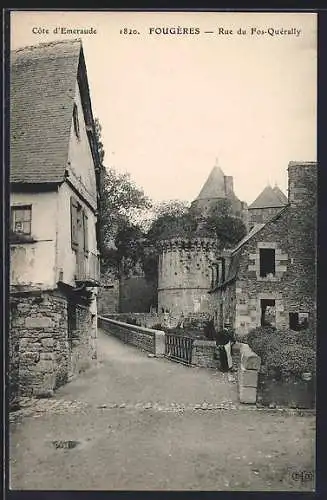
top-left (94, 118), bottom-right (152, 275)
top-left (203, 199), bottom-right (247, 247)
top-left (94, 118), bottom-right (246, 281)
top-left (94, 118), bottom-right (105, 163)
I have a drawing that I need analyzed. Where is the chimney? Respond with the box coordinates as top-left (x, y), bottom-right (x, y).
top-left (287, 161), bottom-right (317, 207)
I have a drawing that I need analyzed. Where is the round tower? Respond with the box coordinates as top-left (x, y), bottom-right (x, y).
top-left (157, 238), bottom-right (218, 316)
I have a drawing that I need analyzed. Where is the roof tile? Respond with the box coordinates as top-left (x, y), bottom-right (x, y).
top-left (249, 185), bottom-right (288, 209)
top-left (10, 39), bottom-right (81, 184)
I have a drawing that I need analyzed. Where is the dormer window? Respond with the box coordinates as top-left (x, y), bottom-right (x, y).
top-left (73, 103), bottom-right (80, 139)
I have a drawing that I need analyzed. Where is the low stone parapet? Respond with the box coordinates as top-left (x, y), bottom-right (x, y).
top-left (238, 343), bottom-right (261, 404)
top-left (192, 340), bottom-right (219, 369)
top-left (98, 316), bottom-right (165, 357)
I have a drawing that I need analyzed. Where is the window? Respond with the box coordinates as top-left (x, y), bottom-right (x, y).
top-left (289, 312), bottom-right (309, 331)
top-left (73, 103), bottom-right (80, 139)
top-left (70, 196), bottom-right (89, 255)
top-left (70, 197), bottom-right (79, 251)
top-left (259, 248), bottom-right (275, 277)
top-left (11, 206), bottom-right (32, 235)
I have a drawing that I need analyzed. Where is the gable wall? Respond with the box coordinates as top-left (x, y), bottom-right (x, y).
top-left (67, 80), bottom-right (97, 211)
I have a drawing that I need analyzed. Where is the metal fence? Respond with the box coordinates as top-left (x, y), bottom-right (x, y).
top-left (165, 334), bottom-right (194, 365)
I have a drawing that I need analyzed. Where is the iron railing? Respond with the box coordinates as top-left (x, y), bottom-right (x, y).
top-left (165, 334), bottom-right (194, 365)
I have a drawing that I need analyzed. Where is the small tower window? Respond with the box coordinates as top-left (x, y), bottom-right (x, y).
top-left (73, 103), bottom-right (80, 139)
top-left (259, 248), bottom-right (275, 277)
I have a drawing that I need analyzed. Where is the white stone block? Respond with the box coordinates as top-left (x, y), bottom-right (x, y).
top-left (154, 331), bottom-right (165, 357)
top-left (240, 343), bottom-right (261, 370)
top-left (25, 316), bottom-right (53, 328)
top-left (276, 265), bottom-right (287, 272)
top-left (239, 386), bottom-right (257, 404)
top-left (239, 366), bottom-right (258, 387)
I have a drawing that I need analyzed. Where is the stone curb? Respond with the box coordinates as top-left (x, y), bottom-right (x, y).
top-left (9, 398), bottom-right (316, 421)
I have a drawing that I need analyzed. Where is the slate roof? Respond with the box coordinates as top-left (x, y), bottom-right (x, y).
top-left (231, 223), bottom-right (266, 253)
top-left (10, 39), bottom-right (82, 184)
top-left (249, 185), bottom-right (288, 209)
top-left (196, 166), bottom-right (227, 200)
top-left (273, 185), bottom-right (288, 205)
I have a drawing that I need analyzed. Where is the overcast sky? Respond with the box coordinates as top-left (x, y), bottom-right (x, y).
top-left (11, 11), bottom-right (317, 205)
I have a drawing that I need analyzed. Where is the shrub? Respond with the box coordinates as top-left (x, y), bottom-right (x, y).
top-left (268, 344), bottom-right (316, 379)
top-left (244, 326), bottom-right (316, 378)
top-left (243, 326), bottom-right (278, 362)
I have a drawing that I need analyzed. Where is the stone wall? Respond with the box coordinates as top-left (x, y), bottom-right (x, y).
top-left (191, 340), bottom-right (220, 369)
top-left (286, 162), bottom-right (317, 330)
top-left (9, 298), bottom-right (20, 408)
top-left (10, 291), bottom-right (69, 397)
top-left (103, 311), bottom-right (212, 332)
top-left (69, 304), bottom-right (97, 377)
top-left (103, 312), bottom-right (161, 329)
top-left (9, 289), bottom-right (96, 398)
top-left (97, 280), bottom-right (120, 316)
top-left (234, 212), bottom-right (290, 336)
top-left (98, 316), bottom-right (165, 357)
top-left (158, 238), bottom-right (218, 319)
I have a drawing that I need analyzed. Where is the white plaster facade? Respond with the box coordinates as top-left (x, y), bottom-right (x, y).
top-left (10, 71), bottom-right (99, 298)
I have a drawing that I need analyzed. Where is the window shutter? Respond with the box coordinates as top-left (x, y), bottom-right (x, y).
top-left (70, 197), bottom-right (78, 251)
top-left (83, 211), bottom-right (89, 254)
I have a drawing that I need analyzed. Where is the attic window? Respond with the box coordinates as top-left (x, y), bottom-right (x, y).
top-left (259, 248), bottom-right (275, 278)
top-left (73, 103), bottom-right (80, 139)
top-left (11, 205), bottom-right (32, 235)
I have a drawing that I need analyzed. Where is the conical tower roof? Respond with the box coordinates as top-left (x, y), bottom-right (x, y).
top-left (249, 185), bottom-right (288, 209)
top-left (273, 185), bottom-right (288, 205)
top-left (196, 166), bottom-right (226, 200)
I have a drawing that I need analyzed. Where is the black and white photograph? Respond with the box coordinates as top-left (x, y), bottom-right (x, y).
top-left (8, 10), bottom-right (316, 491)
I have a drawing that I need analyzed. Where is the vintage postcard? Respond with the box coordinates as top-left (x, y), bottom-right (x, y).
top-left (8, 10), bottom-right (316, 492)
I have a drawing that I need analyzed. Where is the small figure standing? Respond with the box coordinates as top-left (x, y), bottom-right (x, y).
top-left (216, 321), bottom-right (235, 372)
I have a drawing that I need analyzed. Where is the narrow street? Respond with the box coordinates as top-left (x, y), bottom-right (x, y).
top-left (9, 329), bottom-right (315, 491)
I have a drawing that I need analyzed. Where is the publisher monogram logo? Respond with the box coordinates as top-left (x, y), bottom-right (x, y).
top-left (291, 470), bottom-right (314, 483)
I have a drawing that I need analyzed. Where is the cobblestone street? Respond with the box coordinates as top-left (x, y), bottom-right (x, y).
top-left (9, 329), bottom-right (315, 491)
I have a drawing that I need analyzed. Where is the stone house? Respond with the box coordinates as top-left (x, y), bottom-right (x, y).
top-left (209, 161), bottom-right (317, 337)
top-left (10, 39), bottom-right (101, 398)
